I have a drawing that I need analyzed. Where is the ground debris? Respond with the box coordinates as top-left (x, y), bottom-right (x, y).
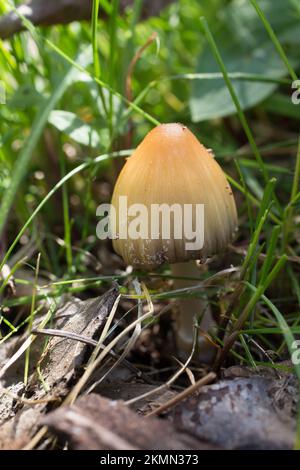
top-left (43, 393), bottom-right (216, 450)
top-left (172, 366), bottom-right (298, 450)
top-left (1, 285), bottom-right (298, 451)
top-left (96, 382), bottom-right (176, 412)
top-left (0, 287), bottom-right (119, 448)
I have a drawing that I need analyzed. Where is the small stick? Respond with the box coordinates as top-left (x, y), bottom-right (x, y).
top-left (0, 386), bottom-right (59, 405)
top-left (126, 32), bottom-right (158, 103)
top-left (23, 426), bottom-right (48, 450)
top-left (125, 32), bottom-right (158, 148)
top-left (146, 372), bottom-right (216, 416)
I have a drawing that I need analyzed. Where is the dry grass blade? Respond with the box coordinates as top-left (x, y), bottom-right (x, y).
top-left (22, 426), bottom-right (48, 450)
top-left (125, 320), bottom-right (199, 406)
top-left (64, 283), bottom-right (158, 405)
top-left (146, 371), bottom-right (216, 416)
top-left (64, 293), bottom-right (121, 405)
top-left (84, 279), bottom-right (144, 393)
top-left (0, 300), bottom-right (56, 378)
top-left (32, 327), bottom-right (143, 377)
top-left (173, 357), bottom-right (196, 385)
top-left (32, 328), bottom-right (100, 347)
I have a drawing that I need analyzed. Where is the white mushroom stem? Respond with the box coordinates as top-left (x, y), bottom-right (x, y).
top-left (171, 261), bottom-right (216, 362)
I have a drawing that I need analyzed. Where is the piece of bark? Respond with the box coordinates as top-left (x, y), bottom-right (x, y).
top-left (172, 367), bottom-right (298, 450)
top-left (31, 289), bottom-right (120, 397)
top-left (43, 393), bottom-right (217, 450)
top-left (0, 0), bottom-right (173, 40)
top-left (0, 287), bottom-right (119, 448)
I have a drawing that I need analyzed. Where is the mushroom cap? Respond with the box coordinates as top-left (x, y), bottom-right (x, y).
top-left (111, 123), bottom-right (237, 269)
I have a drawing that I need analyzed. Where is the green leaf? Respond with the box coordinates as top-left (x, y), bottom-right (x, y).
top-left (48, 110), bottom-right (100, 148)
top-left (0, 47), bottom-right (93, 236)
top-left (190, 0), bottom-right (300, 122)
top-left (8, 84), bottom-right (44, 110)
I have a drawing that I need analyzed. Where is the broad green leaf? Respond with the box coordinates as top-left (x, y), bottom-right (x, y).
top-left (48, 110), bottom-right (100, 148)
top-left (190, 0), bottom-right (300, 122)
top-left (8, 84), bottom-right (44, 110)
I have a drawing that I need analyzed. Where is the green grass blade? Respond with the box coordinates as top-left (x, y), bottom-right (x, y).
top-left (91, 0), bottom-right (108, 115)
top-left (282, 137), bottom-right (300, 250)
top-left (249, 0), bottom-right (298, 83)
top-left (234, 159), bottom-right (254, 235)
top-left (108, 0), bottom-right (120, 137)
top-left (239, 255), bottom-right (287, 327)
top-left (0, 150), bottom-right (132, 272)
top-left (242, 207), bottom-right (270, 275)
top-left (92, 0), bottom-right (101, 78)
top-left (255, 177), bottom-right (277, 225)
top-left (2, 0), bottom-right (160, 127)
top-left (200, 16), bottom-right (268, 182)
top-left (24, 253), bottom-right (41, 385)
top-left (59, 149), bottom-right (73, 273)
top-left (0, 55), bottom-right (79, 236)
top-left (259, 225), bottom-right (281, 284)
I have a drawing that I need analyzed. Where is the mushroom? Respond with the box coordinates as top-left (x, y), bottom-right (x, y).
top-left (111, 123), bottom-right (237, 359)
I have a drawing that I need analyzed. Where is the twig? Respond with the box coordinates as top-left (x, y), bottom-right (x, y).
top-left (125, 32), bottom-right (158, 148)
top-left (146, 372), bottom-right (216, 416)
top-left (0, 386), bottom-right (59, 405)
top-left (0, 0), bottom-right (173, 40)
top-left (22, 425), bottom-right (48, 450)
top-left (0, 0), bottom-right (93, 39)
top-left (126, 32), bottom-right (158, 103)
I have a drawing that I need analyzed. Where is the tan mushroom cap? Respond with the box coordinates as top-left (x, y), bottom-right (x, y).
top-left (111, 123), bottom-right (238, 269)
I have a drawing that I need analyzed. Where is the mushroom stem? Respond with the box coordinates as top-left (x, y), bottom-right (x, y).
top-left (171, 261), bottom-right (216, 362)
